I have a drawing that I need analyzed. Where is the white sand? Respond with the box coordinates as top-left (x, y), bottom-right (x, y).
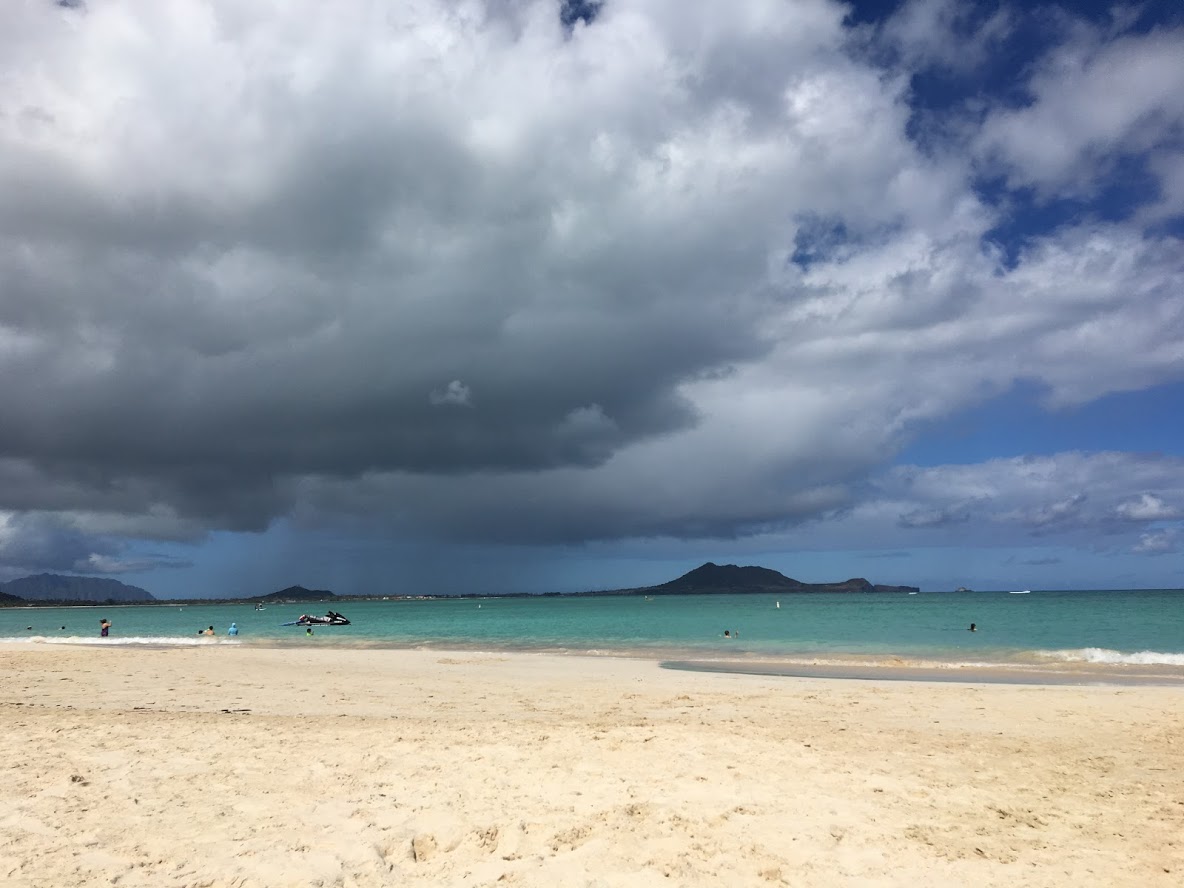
top-left (2, 645), bottom-right (1182, 887)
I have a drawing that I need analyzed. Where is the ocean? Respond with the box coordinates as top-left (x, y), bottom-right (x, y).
top-left (3, 589), bottom-right (1183, 676)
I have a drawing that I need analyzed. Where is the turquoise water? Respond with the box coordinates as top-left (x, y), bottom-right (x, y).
top-left (2, 589), bottom-right (1183, 667)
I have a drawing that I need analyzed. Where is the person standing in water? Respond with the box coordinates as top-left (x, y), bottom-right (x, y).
top-left (99, 619), bottom-right (110, 638)
top-left (227, 623), bottom-right (239, 637)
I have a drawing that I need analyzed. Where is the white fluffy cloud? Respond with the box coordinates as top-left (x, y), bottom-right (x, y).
top-left (1134, 528), bottom-right (1181, 555)
top-left (0, 1), bottom-right (1180, 576)
top-left (880, 0), bottom-right (1012, 73)
top-left (430, 380), bottom-right (474, 407)
top-left (761, 452), bottom-right (1184, 554)
top-left (1117, 493), bottom-right (1179, 522)
top-left (976, 22), bottom-right (1184, 199)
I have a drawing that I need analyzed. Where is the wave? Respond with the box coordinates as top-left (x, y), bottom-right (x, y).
top-left (1034, 648), bottom-right (1184, 666)
top-left (1, 635), bottom-right (243, 647)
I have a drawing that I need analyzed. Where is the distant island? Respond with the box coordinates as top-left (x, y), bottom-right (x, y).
top-left (250, 585), bottom-right (338, 603)
top-left (0, 563), bottom-right (918, 606)
top-left (594, 562), bottom-right (919, 596)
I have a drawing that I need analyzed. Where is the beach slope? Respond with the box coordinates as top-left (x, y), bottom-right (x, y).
top-left (2, 646), bottom-right (1181, 886)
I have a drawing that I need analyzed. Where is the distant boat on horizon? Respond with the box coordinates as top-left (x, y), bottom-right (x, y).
top-left (1011, 590), bottom-right (1032, 594)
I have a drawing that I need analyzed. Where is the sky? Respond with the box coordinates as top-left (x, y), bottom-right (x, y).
top-left (0, 0), bottom-right (1182, 597)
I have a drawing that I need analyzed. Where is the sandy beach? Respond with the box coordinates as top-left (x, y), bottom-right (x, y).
top-left (2, 646), bottom-right (1181, 887)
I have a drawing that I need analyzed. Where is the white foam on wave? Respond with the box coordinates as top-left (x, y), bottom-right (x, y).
top-left (1035, 648), bottom-right (1184, 666)
top-left (1, 635), bottom-right (243, 647)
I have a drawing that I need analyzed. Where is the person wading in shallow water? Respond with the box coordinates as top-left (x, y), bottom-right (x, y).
top-left (99, 619), bottom-right (110, 638)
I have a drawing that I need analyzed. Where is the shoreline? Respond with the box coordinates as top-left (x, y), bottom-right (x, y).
top-left (5, 633), bottom-right (1184, 685)
top-left (3, 645), bottom-right (1182, 886)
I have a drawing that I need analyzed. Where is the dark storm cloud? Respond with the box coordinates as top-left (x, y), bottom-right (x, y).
top-left (0, 0), bottom-right (1181, 565)
top-left (0, 513), bottom-right (100, 577)
top-left (0, 510), bottom-right (188, 579)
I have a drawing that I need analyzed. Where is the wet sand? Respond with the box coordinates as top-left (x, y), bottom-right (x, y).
top-left (2, 645), bottom-right (1182, 887)
top-left (663, 658), bottom-right (1184, 686)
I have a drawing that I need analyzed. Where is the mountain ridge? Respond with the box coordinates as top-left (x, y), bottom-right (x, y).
top-left (0, 573), bottom-right (156, 603)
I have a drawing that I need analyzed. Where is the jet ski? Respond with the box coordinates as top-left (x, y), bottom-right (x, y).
top-left (284, 610), bottom-right (350, 626)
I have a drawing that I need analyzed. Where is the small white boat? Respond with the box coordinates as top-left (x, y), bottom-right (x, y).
top-left (1011, 590), bottom-right (1031, 594)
